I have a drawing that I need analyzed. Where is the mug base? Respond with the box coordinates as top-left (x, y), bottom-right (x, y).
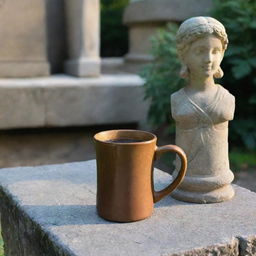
top-left (97, 210), bottom-right (152, 223)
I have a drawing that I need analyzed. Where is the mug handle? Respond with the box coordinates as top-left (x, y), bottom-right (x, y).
top-left (153, 145), bottom-right (187, 203)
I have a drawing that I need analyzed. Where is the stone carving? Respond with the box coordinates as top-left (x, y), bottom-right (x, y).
top-left (171, 16), bottom-right (235, 203)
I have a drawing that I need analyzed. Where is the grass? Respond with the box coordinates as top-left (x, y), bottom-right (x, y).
top-left (230, 149), bottom-right (256, 170)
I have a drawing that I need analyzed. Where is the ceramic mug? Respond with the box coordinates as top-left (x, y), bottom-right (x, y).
top-left (94, 129), bottom-right (187, 222)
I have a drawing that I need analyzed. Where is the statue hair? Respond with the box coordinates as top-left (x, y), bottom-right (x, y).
top-left (176, 16), bottom-right (228, 79)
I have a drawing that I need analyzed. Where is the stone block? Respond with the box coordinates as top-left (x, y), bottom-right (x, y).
top-left (0, 160), bottom-right (256, 255)
top-left (0, 0), bottom-right (50, 77)
top-left (43, 74), bottom-right (147, 126)
top-left (123, 0), bottom-right (213, 24)
top-left (0, 74), bottom-right (147, 129)
top-left (125, 24), bottom-right (159, 63)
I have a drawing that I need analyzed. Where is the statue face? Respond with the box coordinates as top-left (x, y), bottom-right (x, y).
top-left (183, 34), bottom-right (224, 79)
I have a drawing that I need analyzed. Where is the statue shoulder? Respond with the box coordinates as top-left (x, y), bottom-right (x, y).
top-left (217, 84), bottom-right (235, 120)
top-left (170, 88), bottom-right (184, 105)
top-left (217, 84), bottom-right (235, 101)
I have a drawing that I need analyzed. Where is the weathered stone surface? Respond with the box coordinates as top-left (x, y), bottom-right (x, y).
top-left (0, 0), bottom-right (49, 77)
top-left (0, 81), bottom-right (45, 129)
top-left (65, 0), bottom-right (100, 77)
top-left (0, 160), bottom-right (256, 255)
top-left (0, 74), bottom-right (147, 129)
top-left (239, 236), bottom-right (256, 256)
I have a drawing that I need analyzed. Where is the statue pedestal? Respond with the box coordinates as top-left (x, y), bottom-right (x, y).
top-left (171, 170), bottom-right (235, 203)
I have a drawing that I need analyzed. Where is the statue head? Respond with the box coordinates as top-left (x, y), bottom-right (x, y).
top-left (176, 16), bottom-right (228, 79)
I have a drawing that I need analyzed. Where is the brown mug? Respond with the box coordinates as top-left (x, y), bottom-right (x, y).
top-left (94, 129), bottom-right (187, 222)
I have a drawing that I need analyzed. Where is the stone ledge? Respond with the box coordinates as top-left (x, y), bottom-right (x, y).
top-left (0, 62), bottom-right (50, 78)
top-left (123, 0), bottom-right (213, 25)
top-left (0, 74), bottom-right (147, 129)
top-left (0, 160), bottom-right (256, 256)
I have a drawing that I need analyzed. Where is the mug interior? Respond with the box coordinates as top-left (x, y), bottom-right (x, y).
top-left (94, 130), bottom-right (156, 144)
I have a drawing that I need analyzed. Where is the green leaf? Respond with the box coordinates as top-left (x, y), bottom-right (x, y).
top-left (248, 57), bottom-right (256, 68)
top-left (249, 20), bottom-right (256, 28)
top-left (242, 133), bottom-right (256, 150)
top-left (231, 61), bottom-right (251, 79)
top-left (225, 46), bottom-right (244, 57)
top-left (249, 95), bottom-right (256, 104)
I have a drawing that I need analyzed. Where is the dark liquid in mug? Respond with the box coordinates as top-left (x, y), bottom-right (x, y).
top-left (105, 139), bottom-right (144, 143)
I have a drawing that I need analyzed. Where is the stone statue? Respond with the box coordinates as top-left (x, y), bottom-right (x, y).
top-left (171, 16), bottom-right (235, 203)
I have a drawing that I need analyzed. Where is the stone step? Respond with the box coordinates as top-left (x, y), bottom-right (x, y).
top-left (0, 74), bottom-right (147, 129)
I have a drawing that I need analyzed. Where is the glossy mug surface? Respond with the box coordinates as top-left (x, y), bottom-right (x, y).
top-left (94, 129), bottom-right (187, 222)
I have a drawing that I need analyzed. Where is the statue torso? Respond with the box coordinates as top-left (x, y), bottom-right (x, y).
top-left (171, 84), bottom-right (235, 176)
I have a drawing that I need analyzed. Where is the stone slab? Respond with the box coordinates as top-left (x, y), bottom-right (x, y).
top-left (0, 0), bottom-right (49, 77)
top-left (123, 0), bottom-right (213, 24)
top-left (0, 81), bottom-right (46, 129)
top-left (0, 74), bottom-right (147, 129)
top-left (0, 160), bottom-right (256, 255)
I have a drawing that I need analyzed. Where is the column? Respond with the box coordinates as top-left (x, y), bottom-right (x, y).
top-left (65, 0), bottom-right (100, 77)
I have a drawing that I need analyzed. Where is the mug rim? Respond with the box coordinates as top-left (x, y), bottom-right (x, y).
top-left (94, 129), bottom-right (157, 145)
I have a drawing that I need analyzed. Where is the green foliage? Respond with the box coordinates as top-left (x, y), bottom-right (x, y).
top-left (101, 0), bottom-right (129, 57)
top-left (140, 24), bottom-right (185, 134)
top-left (230, 149), bottom-right (256, 170)
top-left (211, 0), bottom-right (256, 149)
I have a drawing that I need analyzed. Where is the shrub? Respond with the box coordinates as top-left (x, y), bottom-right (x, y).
top-left (101, 0), bottom-right (129, 57)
